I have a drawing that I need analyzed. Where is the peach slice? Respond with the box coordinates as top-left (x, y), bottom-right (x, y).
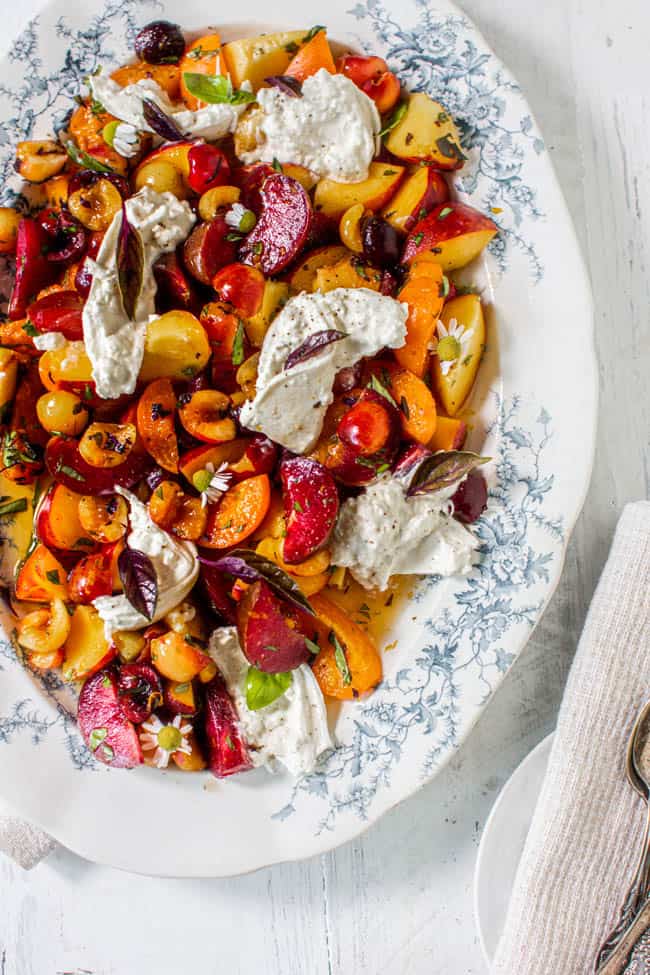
top-left (14, 544), bottom-right (68, 602)
top-left (63, 605), bottom-right (116, 682)
top-left (286, 244), bottom-right (348, 293)
top-left (385, 93), bottom-right (465, 169)
top-left (381, 166), bottom-right (449, 233)
top-left (402, 202), bottom-right (498, 272)
top-left (431, 294), bottom-right (486, 416)
top-left (222, 30), bottom-right (307, 90)
top-left (36, 483), bottom-right (89, 551)
top-left (314, 162), bottom-right (405, 219)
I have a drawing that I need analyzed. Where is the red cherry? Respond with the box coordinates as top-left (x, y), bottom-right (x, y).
top-left (338, 398), bottom-right (393, 456)
top-left (187, 143), bottom-right (232, 195)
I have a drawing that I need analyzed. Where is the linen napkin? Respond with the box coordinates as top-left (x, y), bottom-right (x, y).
top-left (0, 796), bottom-right (56, 869)
top-left (492, 500), bottom-right (650, 973)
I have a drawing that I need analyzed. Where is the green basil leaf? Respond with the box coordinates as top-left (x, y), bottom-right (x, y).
top-left (0, 497), bottom-right (28, 518)
top-left (116, 205), bottom-right (144, 321)
top-left (407, 450), bottom-right (490, 497)
top-left (182, 72), bottom-right (255, 105)
top-left (246, 667), bottom-right (293, 711)
top-left (368, 373), bottom-right (398, 408)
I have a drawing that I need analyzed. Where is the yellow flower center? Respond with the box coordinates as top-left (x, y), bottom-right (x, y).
top-left (437, 335), bottom-right (461, 362)
top-left (158, 726), bottom-right (182, 752)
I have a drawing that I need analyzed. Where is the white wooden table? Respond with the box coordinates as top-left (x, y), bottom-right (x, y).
top-left (1, 0), bottom-right (648, 971)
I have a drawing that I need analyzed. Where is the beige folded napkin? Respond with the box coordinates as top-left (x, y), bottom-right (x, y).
top-left (493, 501), bottom-right (650, 973)
top-left (0, 796), bottom-right (56, 869)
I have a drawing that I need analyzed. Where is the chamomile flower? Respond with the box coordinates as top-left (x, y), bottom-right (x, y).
top-left (224, 202), bottom-right (256, 233)
top-left (103, 120), bottom-right (141, 159)
top-left (192, 461), bottom-right (233, 507)
top-left (139, 714), bottom-right (192, 769)
top-left (435, 317), bottom-right (475, 375)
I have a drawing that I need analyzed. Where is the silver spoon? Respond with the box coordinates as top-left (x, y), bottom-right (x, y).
top-left (595, 700), bottom-right (650, 973)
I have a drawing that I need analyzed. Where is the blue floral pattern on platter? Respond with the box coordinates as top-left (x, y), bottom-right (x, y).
top-left (0, 0), bottom-right (568, 839)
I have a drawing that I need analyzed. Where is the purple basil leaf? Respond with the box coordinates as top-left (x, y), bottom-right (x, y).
top-left (407, 450), bottom-right (490, 497)
top-left (116, 205), bottom-right (144, 321)
top-left (265, 75), bottom-right (303, 97)
top-left (285, 330), bottom-right (346, 370)
top-left (198, 549), bottom-right (315, 615)
top-left (142, 98), bottom-right (186, 142)
top-left (118, 547), bottom-right (158, 620)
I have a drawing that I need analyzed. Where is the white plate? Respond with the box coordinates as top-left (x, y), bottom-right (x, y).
top-left (474, 733), bottom-right (554, 964)
top-left (0, 0), bottom-right (595, 876)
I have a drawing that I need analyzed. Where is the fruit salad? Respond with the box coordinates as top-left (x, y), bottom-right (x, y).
top-left (0, 21), bottom-right (497, 778)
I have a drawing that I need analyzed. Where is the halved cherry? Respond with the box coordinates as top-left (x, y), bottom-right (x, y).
top-left (116, 663), bottom-right (163, 723)
top-left (178, 389), bottom-right (236, 444)
top-left (67, 542), bottom-right (122, 604)
top-left (74, 231), bottom-right (104, 298)
top-left (39, 209), bottom-right (87, 264)
top-left (337, 55), bottom-right (400, 113)
top-left (27, 291), bottom-right (84, 341)
top-left (211, 263), bottom-right (265, 318)
top-left (337, 388), bottom-right (400, 456)
top-left (187, 143), bottom-right (232, 195)
top-left (46, 435), bottom-right (154, 496)
top-left (153, 251), bottom-right (199, 314)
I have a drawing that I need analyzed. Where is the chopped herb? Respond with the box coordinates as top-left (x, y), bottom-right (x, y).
top-left (438, 206), bottom-right (453, 219)
top-left (355, 456), bottom-right (378, 469)
top-left (462, 354), bottom-right (473, 366)
top-left (328, 629), bottom-right (351, 686)
top-left (413, 232), bottom-right (424, 246)
top-left (252, 241), bottom-right (263, 256)
top-left (181, 365), bottom-right (197, 377)
top-left (284, 40), bottom-right (300, 54)
top-left (379, 102), bottom-right (407, 138)
top-left (368, 373), bottom-right (398, 408)
top-left (399, 395), bottom-right (410, 419)
top-left (174, 682), bottom-right (190, 694)
top-left (271, 157), bottom-right (283, 173)
top-left (155, 486), bottom-right (164, 500)
top-left (385, 592), bottom-right (394, 607)
top-left (440, 275), bottom-right (450, 297)
top-left (0, 497), bottom-right (28, 518)
top-left (418, 207), bottom-right (428, 220)
top-left (73, 537), bottom-right (95, 547)
top-left (302, 25), bottom-right (326, 43)
top-left (224, 735), bottom-right (235, 751)
top-left (188, 45), bottom-right (208, 60)
top-left (88, 727), bottom-right (107, 751)
top-left (359, 603), bottom-right (371, 619)
top-left (59, 463), bottom-right (85, 482)
top-left (354, 261), bottom-right (369, 280)
top-left (83, 385), bottom-right (93, 401)
top-left (231, 319), bottom-right (245, 366)
top-left (22, 321), bottom-right (38, 337)
top-left (376, 462), bottom-right (390, 473)
top-left (293, 500), bottom-right (303, 513)
top-left (304, 636), bottom-right (320, 655)
top-left (65, 141), bottom-right (114, 174)
top-left (90, 98), bottom-right (105, 116)
top-left (184, 634), bottom-right (207, 649)
top-left (383, 168), bottom-right (397, 175)
top-left (102, 674), bottom-right (112, 688)
top-left (225, 231), bottom-right (243, 242)
top-left (437, 110), bottom-right (450, 124)
top-left (405, 132), bottom-right (414, 145)
top-left (101, 744), bottom-right (114, 761)
top-left (45, 569), bottom-right (60, 585)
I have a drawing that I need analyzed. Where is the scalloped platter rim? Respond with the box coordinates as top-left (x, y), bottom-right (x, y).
top-left (0, 0), bottom-right (596, 876)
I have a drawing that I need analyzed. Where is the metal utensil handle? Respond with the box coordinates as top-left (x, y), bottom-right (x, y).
top-left (595, 898), bottom-right (650, 975)
top-left (596, 810), bottom-right (650, 971)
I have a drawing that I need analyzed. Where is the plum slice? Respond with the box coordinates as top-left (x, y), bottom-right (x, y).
top-left (450, 469), bottom-right (488, 524)
top-left (203, 676), bottom-right (252, 778)
top-left (280, 456), bottom-right (339, 565)
top-left (183, 217), bottom-right (238, 286)
top-left (239, 173), bottom-right (312, 275)
top-left (236, 579), bottom-right (312, 673)
top-left (8, 218), bottom-right (57, 320)
top-left (77, 669), bottom-right (143, 768)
